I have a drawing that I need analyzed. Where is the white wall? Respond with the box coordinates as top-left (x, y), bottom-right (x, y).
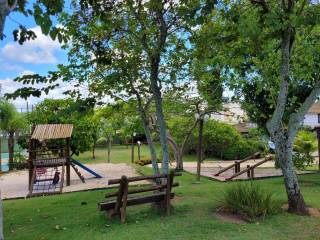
top-left (303, 113), bottom-right (320, 128)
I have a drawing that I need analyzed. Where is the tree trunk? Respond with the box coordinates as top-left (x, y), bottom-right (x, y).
top-left (137, 102), bottom-right (160, 175)
top-left (0, 0), bottom-right (9, 39)
top-left (0, 137), bottom-right (2, 172)
top-left (0, 192), bottom-right (3, 240)
top-left (131, 135), bottom-right (134, 163)
top-left (107, 137), bottom-right (111, 163)
top-left (274, 134), bottom-right (308, 215)
top-left (196, 119), bottom-right (204, 181)
top-left (8, 131), bottom-right (14, 171)
top-left (92, 142), bottom-right (96, 159)
top-left (150, 56), bottom-right (170, 173)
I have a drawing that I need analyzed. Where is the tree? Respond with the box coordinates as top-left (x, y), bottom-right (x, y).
top-left (198, 0), bottom-right (320, 214)
top-left (7, 1), bottom-right (214, 174)
top-left (95, 101), bottom-right (145, 163)
top-left (27, 98), bottom-right (97, 156)
top-left (0, 0), bottom-right (66, 44)
top-left (0, 100), bottom-right (26, 170)
top-left (0, 191), bottom-right (2, 240)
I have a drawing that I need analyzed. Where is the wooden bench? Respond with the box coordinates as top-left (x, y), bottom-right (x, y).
top-left (98, 171), bottom-right (181, 223)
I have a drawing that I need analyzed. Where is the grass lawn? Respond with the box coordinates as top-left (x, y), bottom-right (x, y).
top-left (3, 168), bottom-right (320, 240)
top-left (75, 145), bottom-right (220, 164)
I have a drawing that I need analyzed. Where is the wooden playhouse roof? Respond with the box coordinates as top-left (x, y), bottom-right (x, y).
top-left (31, 124), bottom-right (73, 140)
top-left (308, 102), bottom-right (320, 114)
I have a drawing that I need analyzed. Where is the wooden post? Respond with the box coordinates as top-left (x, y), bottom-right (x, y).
top-left (250, 168), bottom-right (254, 179)
top-left (120, 176), bottom-right (128, 223)
top-left (246, 165), bottom-right (251, 178)
top-left (196, 119), bottom-right (204, 181)
top-left (111, 175), bottom-right (126, 219)
top-left (235, 161), bottom-right (240, 173)
top-left (66, 138), bottom-right (71, 186)
top-left (131, 135), bottom-right (134, 163)
top-left (165, 172), bottom-right (174, 216)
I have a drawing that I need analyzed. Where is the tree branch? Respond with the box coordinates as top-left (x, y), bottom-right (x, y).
top-left (266, 28), bottom-right (293, 136)
top-left (250, 0), bottom-right (269, 13)
top-left (8, 0), bottom-right (18, 12)
top-left (287, 81), bottom-right (320, 144)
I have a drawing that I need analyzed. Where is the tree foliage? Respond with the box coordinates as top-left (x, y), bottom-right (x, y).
top-left (27, 98), bottom-right (97, 155)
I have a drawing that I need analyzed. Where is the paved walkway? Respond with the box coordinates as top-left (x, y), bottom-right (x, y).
top-left (0, 163), bottom-right (145, 199)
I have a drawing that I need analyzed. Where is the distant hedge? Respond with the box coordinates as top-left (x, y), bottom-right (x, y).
top-left (168, 118), bottom-right (266, 160)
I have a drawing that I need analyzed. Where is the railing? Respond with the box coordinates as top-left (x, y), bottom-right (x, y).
top-left (226, 155), bottom-right (273, 180)
top-left (214, 152), bottom-right (261, 176)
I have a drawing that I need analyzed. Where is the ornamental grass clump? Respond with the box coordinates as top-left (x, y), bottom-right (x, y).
top-left (216, 182), bottom-right (279, 222)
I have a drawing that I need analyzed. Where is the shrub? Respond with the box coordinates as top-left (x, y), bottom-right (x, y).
top-left (221, 139), bottom-right (264, 160)
top-left (96, 137), bottom-right (108, 146)
top-left (294, 130), bottom-right (317, 155)
top-left (291, 130), bottom-right (316, 170)
top-left (292, 153), bottom-right (314, 170)
top-left (134, 157), bottom-right (161, 166)
top-left (216, 182), bottom-right (279, 222)
top-left (195, 120), bottom-right (262, 160)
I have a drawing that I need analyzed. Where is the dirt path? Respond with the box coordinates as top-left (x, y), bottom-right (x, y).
top-left (0, 163), bottom-right (145, 199)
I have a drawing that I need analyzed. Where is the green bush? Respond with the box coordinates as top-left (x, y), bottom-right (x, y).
top-left (96, 137), bottom-right (108, 146)
top-left (221, 139), bottom-right (264, 160)
top-left (292, 153), bottom-right (314, 170)
top-left (216, 182), bottom-right (279, 222)
top-left (134, 156), bottom-right (161, 166)
top-left (197, 120), bottom-right (262, 160)
top-left (291, 130), bottom-right (316, 170)
top-left (168, 117), bottom-right (263, 160)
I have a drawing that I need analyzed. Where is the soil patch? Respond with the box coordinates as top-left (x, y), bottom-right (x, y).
top-left (213, 210), bottom-right (248, 224)
top-left (282, 204), bottom-right (320, 217)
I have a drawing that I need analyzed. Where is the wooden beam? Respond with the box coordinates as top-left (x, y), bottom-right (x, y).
top-left (226, 156), bottom-right (273, 180)
top-left (98, 193), bottom-right (175, 211)
top-left (214, 152), bottom-right (260, 176)
top-left (105, 182), bottom-right (179, 198)
top-left (108, 172), bottom-right (182, 185)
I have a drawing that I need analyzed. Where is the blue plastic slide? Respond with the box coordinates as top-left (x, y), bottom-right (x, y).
top-left (71, 159), bottom-right (103, 178)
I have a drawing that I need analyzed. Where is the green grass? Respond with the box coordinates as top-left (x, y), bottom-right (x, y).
top-left (3, 171), bottom-right (320, 240)
top-left (75, 145), bottom-right (220, 164)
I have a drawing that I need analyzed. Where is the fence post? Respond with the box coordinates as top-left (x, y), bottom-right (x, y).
top-left (246, 165), bottom-right (251, 178)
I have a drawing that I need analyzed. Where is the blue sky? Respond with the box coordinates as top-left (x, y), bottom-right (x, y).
top-left (0, 2), bottom-right (69, 109)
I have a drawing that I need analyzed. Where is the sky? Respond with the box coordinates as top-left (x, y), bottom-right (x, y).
top-left (0, 2), bottom-right (69, 111)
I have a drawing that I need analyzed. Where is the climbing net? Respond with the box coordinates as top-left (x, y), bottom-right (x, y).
top-left (29, 164), bottom-right (65, 197)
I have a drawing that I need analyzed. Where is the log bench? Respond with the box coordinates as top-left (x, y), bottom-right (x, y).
top-left (98, 171), bottom-right (181, 223)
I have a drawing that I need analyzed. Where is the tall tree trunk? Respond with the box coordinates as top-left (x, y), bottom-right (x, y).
top-left (0, 137), bottom-right (2, 172)
top-left (136, 96), bottom-right (160, 175)
top-left (131, 134), bottom-right (134, 163)
top-left (107, 136), bottom-right (111, 163)
top-left (92, 142), bottom-right (96, 159)
top-left (0, 192), bottom-right (3, 240)
top-left (274, 135), bottom-right (307, 214)
top-left (196, 119), bottom-right (204, 181)
top-left (8, 131), bottom-right (14, 170)
top-left (150, 56), bottom-right (170, 173)
top-left (0, 0), bottom-right (8, 39)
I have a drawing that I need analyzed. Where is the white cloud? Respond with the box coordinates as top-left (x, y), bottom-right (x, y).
top-left (0, 74), bottom-right (71, 110)
top-left (0, 26), bottom-right (61, 64)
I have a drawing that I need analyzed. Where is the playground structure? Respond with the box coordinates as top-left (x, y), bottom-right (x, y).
top-left (28, 124), bottom-right (102, 197)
